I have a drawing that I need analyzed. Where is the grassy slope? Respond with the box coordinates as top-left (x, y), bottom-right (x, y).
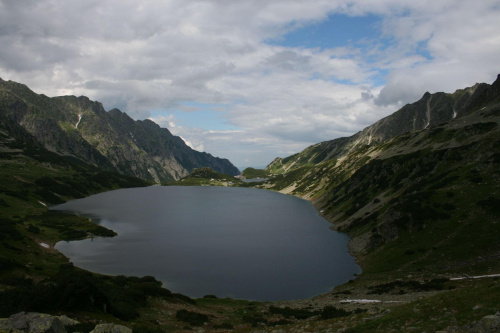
top-left (241, 167), bottom-right (270, 179)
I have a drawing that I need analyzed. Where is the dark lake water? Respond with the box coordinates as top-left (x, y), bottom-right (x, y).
top-left (53, 186), bottom-right (360, 301)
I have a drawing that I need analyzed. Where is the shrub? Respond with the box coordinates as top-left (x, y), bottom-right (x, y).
top-left (320, 306), bottom-right (350, 319)
top-left (0, 257), bottom-right (23, 271)
top-left (176, 309), bottom-right (209, 326)
top-left (269, 306), bottom-right (317, 319)
top-left (242, 314), bottom-right (267, 327)
top-left (108, 301), bottom-right (139, 321)
top-left (477, 196), bottom-right (500, 216)
top-left (27, 224), bottom-right (40, 234)
top-left (0, 218), bottom-right (23, 241)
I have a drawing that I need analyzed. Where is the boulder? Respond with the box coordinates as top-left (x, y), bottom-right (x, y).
top-left (0, 312), bottom-right (66, 333)
top-left (475, 313), bottom-right (500, 332)
top-left (57, 315), bottom-right (79, 327)
top-left (90, 323), bottom-right (132, 333)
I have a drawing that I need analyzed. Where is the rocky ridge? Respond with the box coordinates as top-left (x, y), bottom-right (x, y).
top-left (266, 75), bottom-right (500, 175)
top-left (0, 78), bottom-right (239, 182)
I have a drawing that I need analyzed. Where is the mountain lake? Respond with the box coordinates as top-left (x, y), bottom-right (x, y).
top-left (52, 186), bottom-right (361, 301)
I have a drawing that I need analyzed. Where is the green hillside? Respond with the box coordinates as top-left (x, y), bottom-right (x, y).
top-left (173, 167), bottom-right (245, 186)
top-left (241, 167), bottom-right (271, 179)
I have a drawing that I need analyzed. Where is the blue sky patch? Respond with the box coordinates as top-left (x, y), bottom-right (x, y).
top-left (152, 102), bottom-right (238, 131)
top-left (268, 14), bottom-right (381, 50)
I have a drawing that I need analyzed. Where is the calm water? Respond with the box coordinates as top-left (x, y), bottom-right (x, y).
top-left (53, 186), bottom-right (360, 301)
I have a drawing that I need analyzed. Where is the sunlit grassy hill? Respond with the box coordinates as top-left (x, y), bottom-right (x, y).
top-left (241, 167), bottom-right (271, 179)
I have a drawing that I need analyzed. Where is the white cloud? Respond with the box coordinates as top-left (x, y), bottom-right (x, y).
top-left (1, 0), bottom-right (499, 167)
top-left (371, 0), bottom-right (500, 105)
top-left (180, 136), bottom-right (204, 152)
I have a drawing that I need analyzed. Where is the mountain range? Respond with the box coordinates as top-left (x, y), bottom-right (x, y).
top-left (267, 75), bottom-right (500, 176)
top-left (0, 78), bottom-right (239, 183)
top-left (0, 75), bottom-right (499, 332)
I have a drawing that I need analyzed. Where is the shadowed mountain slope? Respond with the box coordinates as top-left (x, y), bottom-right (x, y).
top-left (0, 79), bottom-right (239, 182)
top-left (264, 75), bottom-right (500, 274)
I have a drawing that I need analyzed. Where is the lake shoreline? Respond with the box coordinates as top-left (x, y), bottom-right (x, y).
top-left (52, 185), bottom-right (360, 302)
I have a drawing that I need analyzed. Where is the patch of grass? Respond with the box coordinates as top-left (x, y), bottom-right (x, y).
top-left (320, 306), bottom-right (354, 319)
top-left (0, 217), bottom-right (23, 241)
top-left (242, 313), bottom-right (267, 327)
top-left (345, 277), bottom-right (500, 332)
top-left (477, 196), bottom-right (500, 216)
top-left (367, 279), bottom-right (450, 295)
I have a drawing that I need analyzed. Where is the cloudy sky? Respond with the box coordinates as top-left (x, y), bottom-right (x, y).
top-left (1, 0), bottom-right (499, 169)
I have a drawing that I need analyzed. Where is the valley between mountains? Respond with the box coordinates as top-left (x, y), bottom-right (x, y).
top-left (0, 75), bottom-right (499, 332)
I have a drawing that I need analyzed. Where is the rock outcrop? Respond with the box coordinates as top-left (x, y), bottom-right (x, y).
top-left (436, 312), bottom-right (500, 333)
top-left (0, 312), bottom-right (71, 333)
top-left (90, 323), bottom-right (133, 333)
top-left (0, 312), bottom-right (132, 333)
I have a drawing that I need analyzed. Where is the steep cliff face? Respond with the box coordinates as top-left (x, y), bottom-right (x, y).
top-left (266, 75), bottom-right (500, 175)
top-left (0, 79), bottom-right (239, 182)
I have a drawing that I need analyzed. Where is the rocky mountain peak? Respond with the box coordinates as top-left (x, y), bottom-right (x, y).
top-left (0, 79), bottom-right (239, 182)
top-left (267, 75), bottom-right (500, 174)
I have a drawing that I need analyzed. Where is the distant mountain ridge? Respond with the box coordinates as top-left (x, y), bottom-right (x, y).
top-left (0, 78), bottom-right (239, 182)
top-left (266, 75), bottom-right (500, 174)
